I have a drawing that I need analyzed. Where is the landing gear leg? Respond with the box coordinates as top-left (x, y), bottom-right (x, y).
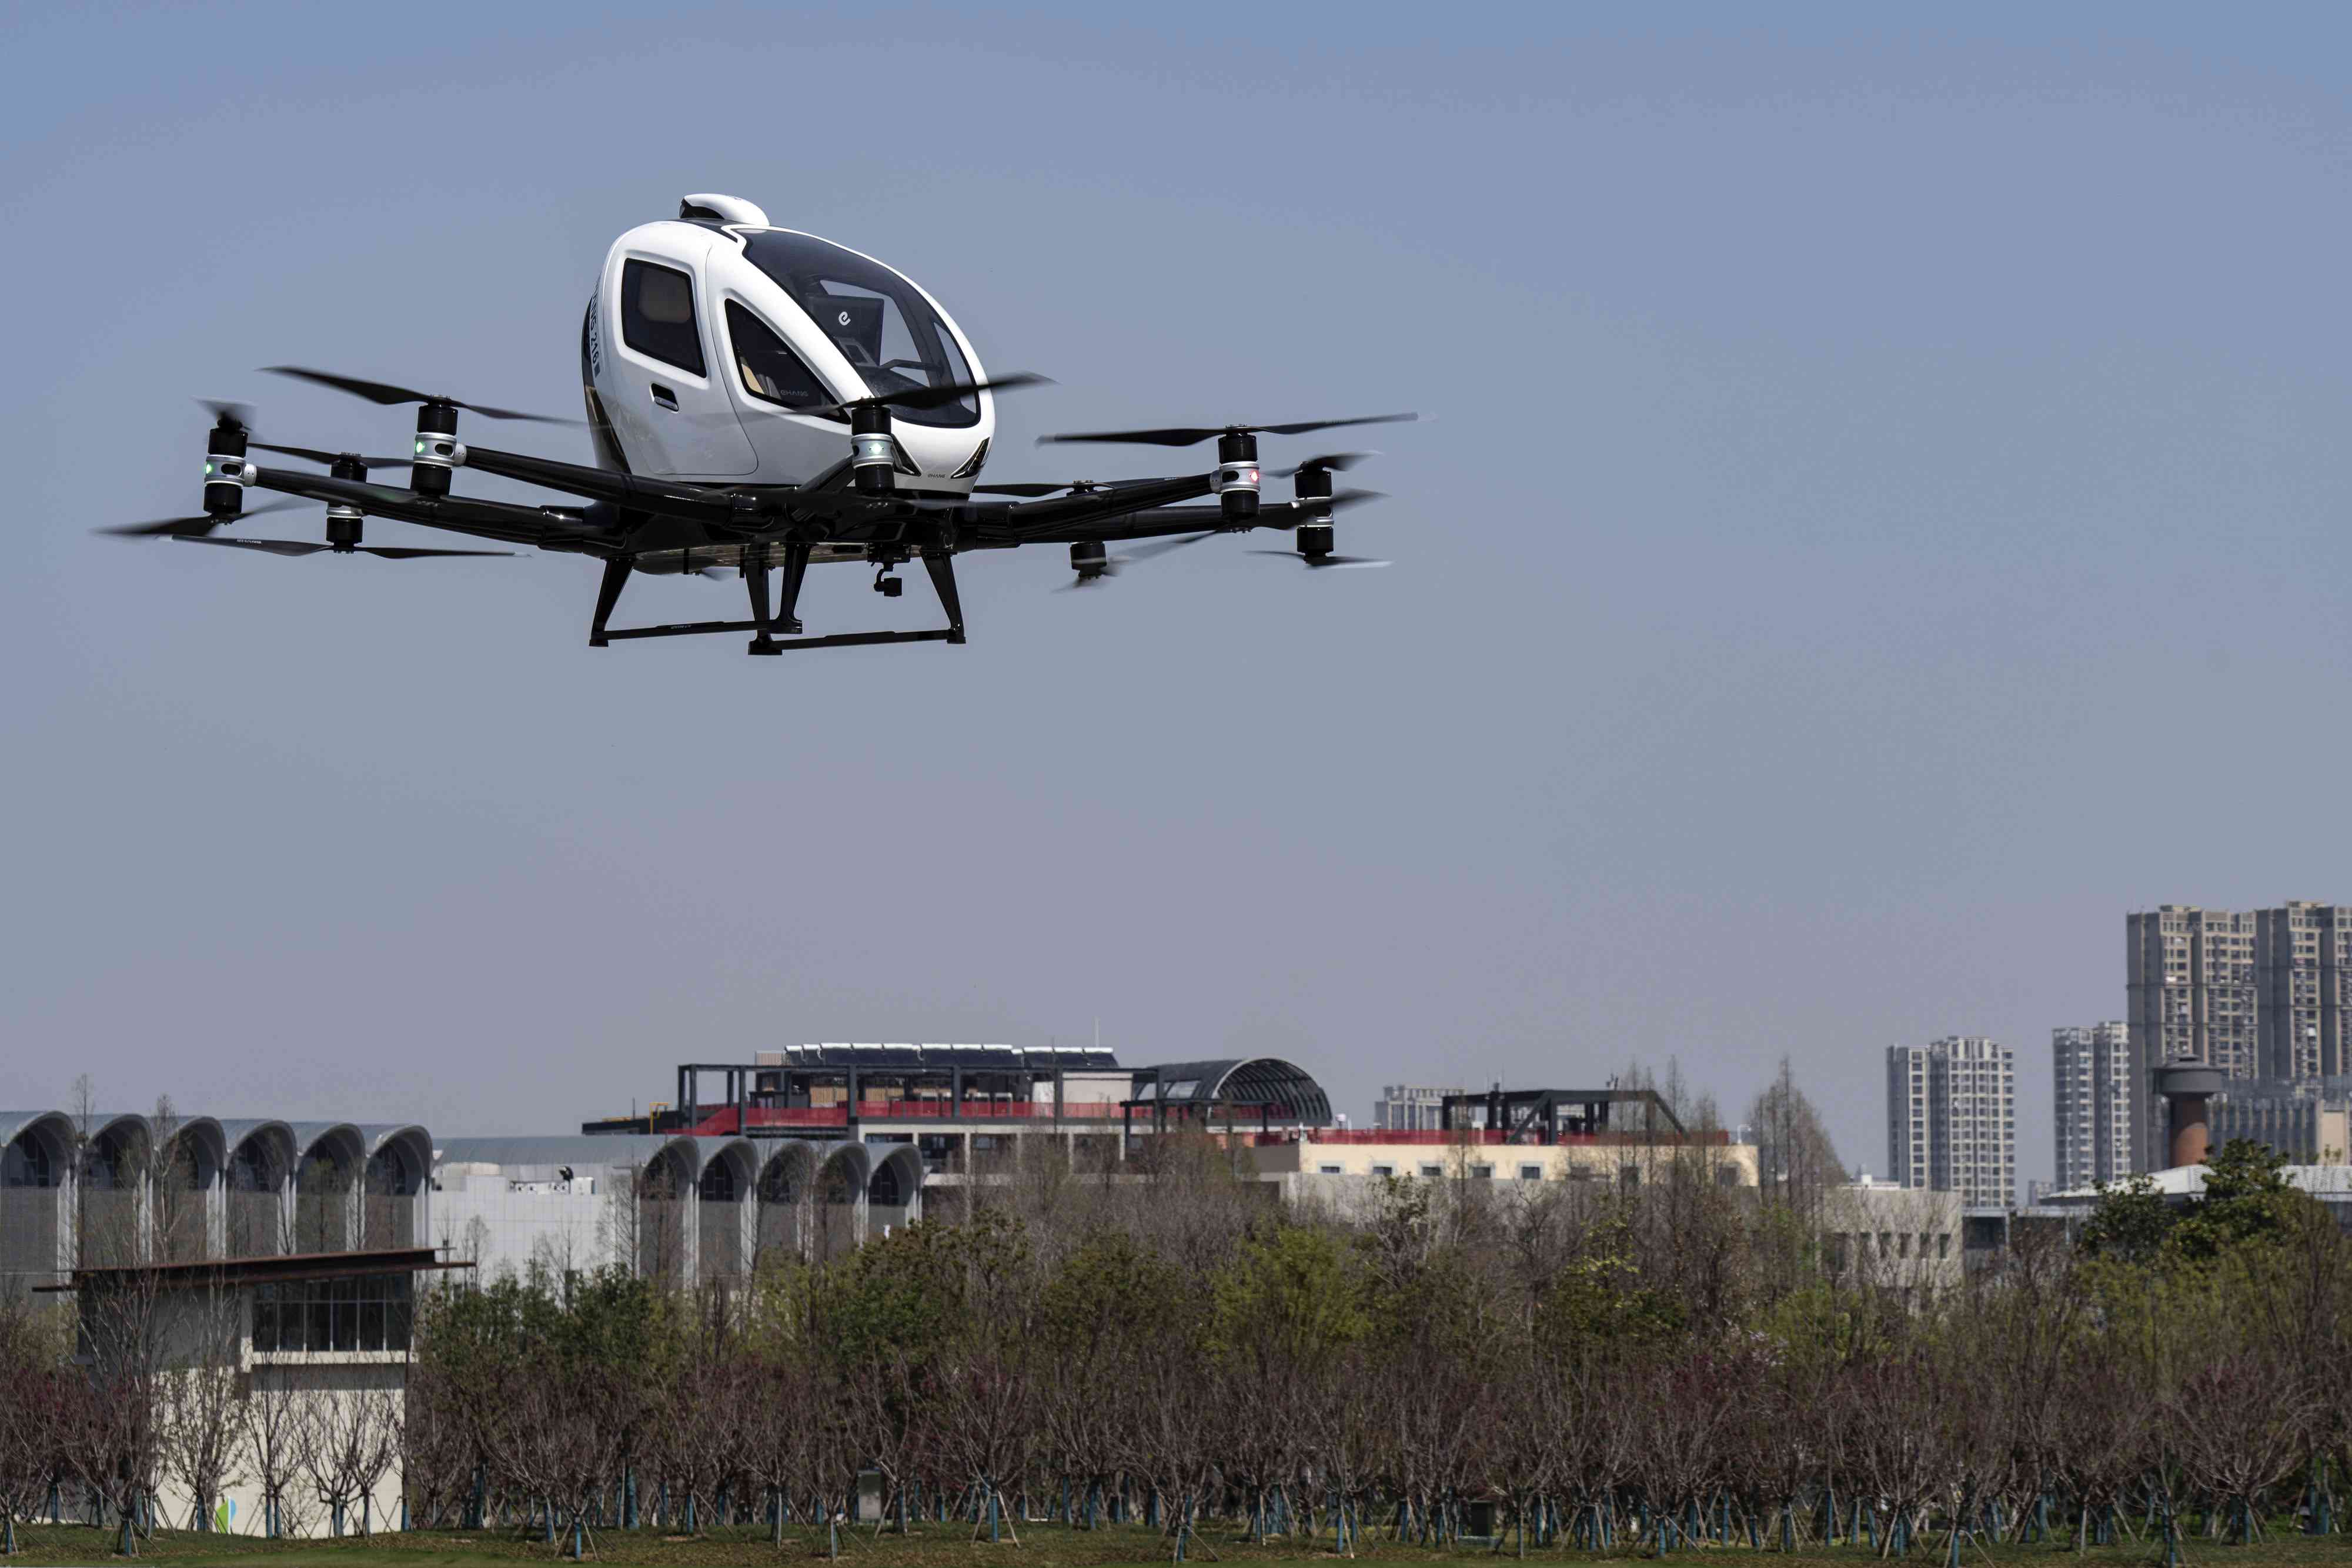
top-left (744, 547), bottom-right (779, 656)
top-left (776, 543), bottom-right (809, 636)
top-left (589, 556), bottom-right (632, 648)
top-left (921, 548), bottom-right (967, 645)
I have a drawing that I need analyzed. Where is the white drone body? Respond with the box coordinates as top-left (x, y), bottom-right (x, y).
top-left (584, 193), bottom-right (994, 494)
top-left (111, 191), bottom-right (1412, 657)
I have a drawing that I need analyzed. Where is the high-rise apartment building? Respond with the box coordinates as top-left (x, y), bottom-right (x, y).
top-left (2127, 907), bottom-right (2258, 1169)
top-left (1885, 1037), bottom-right (2016, 1206)
top-left (2052, 1021), bottom-right (2131, 1192)
top-left (1887, 1047), bottom-right (1929, 1189)
top-left (2256, 903), bottom-right (2352, 1083)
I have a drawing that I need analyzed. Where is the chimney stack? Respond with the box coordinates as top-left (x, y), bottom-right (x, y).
top-left (2152, 1063), bottom-right (2224, 1170)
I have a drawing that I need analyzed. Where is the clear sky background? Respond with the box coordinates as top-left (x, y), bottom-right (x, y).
top-left (6, 4), bottom-right (2350, 1195)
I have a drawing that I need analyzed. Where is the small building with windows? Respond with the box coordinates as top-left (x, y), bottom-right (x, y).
top-left (44, 1246), bottom-right (466, 1537)
top-left (1820, 1177), bottom-right (1963, 1296)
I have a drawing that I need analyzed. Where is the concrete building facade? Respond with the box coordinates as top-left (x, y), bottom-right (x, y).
top-left (2052, 1021), bottom-right (2132, 1192)
top-left (1886, 1047), bottom-right (1930, 1191)
top-left (1821, 1178), bottom-right (1963, 1299)
top-left (2128, 906), bottom-right (2259, 1170)
top-left (2207, 1076), bottom-right (2352, 1166)
top-left (2256, 902), bottom-right (2352, 1083)
top-left (1885, 1038), bottom-right (2015, 1206)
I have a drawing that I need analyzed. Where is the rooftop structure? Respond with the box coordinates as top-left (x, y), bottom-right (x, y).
top-left (1, 1109), bottom-right (431, 1297)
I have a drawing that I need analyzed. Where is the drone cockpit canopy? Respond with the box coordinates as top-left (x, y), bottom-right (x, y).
top-left (587, 196), bottom-right (995, 491)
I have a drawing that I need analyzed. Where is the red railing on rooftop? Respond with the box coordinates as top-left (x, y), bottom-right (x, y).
top-left (677, 1101), bottom-right (1156, 1135)
top-left (1245, 1128), bottom-right (1732, 1148)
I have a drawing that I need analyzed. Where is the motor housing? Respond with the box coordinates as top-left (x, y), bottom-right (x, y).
top-left (203, 419), bottom-right (248, 517)
top-left (1213, 430), bottom-right (1260, 524)
top-left (412, 403), bottom-right (460, 497)
top-left (852, 405), bottom-right (896, 496)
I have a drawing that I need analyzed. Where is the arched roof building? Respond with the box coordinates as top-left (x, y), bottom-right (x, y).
top-left (1134, 1058), bottom-right (1334, 1125)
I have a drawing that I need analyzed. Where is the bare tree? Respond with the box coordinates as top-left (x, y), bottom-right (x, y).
top-left (240, 1372), bottom-right (310, 1539)
top-left (295, 1380), bottom-right (400, 1537)
top-left (153, 1286), bottom-right (246, 1531)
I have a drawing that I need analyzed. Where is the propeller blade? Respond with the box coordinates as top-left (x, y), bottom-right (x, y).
top-left (1038, 413), bottom-right (1418, 448)
top-left (1055, 531), bottom-right (1211, 591)
top-left (196, 399), bottom-right (255, 431)
top-left (173, 537), bottom-right (513, 560)
top-left (814, 371), bottom-right (1052, 419)
top-left (98, 497), bottom-right (304, 538)
top-left (1037, 426), bottom-right (1222, 448)
top-left (358, 546), bottom-right (515, 559)
top-left (175, 536), bottom-right (330, 557)
top-left (261, 366), bottom-right (580, 424)
top-left (1275, 452), bottom-right (1375, 477)
top-left (971, 482), bottom-right (1074, 497)
top-left (1259, 413), bottom-right (1418, 438)
top-left (1122, 531), bottom-right (1215, 563)
top-left (251, 443), bottom-right (410, 469)
top-left (1247, 550), bottom-right (1393, 569)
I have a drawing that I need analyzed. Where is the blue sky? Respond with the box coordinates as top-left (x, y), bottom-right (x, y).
top-left (5, 4), bottom-right (2350, 1192)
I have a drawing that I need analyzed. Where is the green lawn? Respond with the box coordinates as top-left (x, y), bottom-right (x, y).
top-left (6, 1522), bottom-right (2349, 1568)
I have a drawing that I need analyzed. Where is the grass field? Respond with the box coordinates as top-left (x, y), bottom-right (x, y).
top-left (5, 1520), bottom-right (2350, 1568)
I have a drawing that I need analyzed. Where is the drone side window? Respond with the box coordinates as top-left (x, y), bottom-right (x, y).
top-left (726, 302), bottom-right (834, 417)
top-left (620, 259), bottom-right (707, 377)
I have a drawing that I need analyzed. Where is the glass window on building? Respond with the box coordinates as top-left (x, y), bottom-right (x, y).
top-left (251, 1273), bottom-right (413, 1354)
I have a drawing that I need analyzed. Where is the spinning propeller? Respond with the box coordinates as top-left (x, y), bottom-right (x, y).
top-left (99, 497), bottom-right (303, 539)
top-left (801, 371), bottom-right (1052, 422)
top-left (1248, 549), bottom-right (1391, 570)
top-left (175, 537), bottom-right (512, 560)
top-left (260, 366), bottom-right (580, 424)
top-left (1059, 531), bottom-right (1215, 590)
top-left (99, 402), bottom-right (510, 560)
top-left (1037, 416), bottom-right (1415, 527)
top-left (252, 442), bottom-right (413, 469)
top-left (1036, 413), bottom-right (1417, 448)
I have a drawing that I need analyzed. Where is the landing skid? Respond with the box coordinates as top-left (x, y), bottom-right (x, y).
top-left (587, 543), bottom-right (967, 655)
top-left (603, 623), bottom-right (960, 653)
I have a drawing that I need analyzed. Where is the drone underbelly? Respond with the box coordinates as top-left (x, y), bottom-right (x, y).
top-left (631, 542), bottom-right (873, 576)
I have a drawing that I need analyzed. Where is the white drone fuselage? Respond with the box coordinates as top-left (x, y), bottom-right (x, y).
top-left (583, 205), bottom-right (993, 497)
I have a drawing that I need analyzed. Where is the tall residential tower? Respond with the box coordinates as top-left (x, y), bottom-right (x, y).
top-left (1885, 1037), bottom-right (2016, 1207)
top-left (2052, 1022), bottom-right (2131, 1192)
top-left (2127, 907), bottom-right (2257, 1170)
top-left (2255, 902), bottom-right (2352, 1083)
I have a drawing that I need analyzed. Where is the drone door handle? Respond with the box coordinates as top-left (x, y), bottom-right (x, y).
top-left (649, 383), bottom-right (679, 411)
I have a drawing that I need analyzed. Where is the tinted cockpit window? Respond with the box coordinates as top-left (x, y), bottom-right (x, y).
top-left (726, 302), bottom-right (835, 415)
top-left (739, 230), bottom-right (977, 428)
top-left (620, 259), bottom-right (707, 376)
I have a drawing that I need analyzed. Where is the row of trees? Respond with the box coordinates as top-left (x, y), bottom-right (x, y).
top-left (5, 1060), bottom-right (2347, 1558)
top-left (392, 1129), bottom-right (2351, 1560)
top-left (0, 1288), bottom-right (400, 1552)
